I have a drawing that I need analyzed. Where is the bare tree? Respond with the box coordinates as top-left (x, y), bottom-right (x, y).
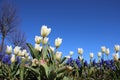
top-left (0, 0), bottom-right (19, 52)
top-left (8, 29), bottom-right (28, 50)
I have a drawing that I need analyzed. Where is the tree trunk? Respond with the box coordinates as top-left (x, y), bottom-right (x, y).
top-left (0, 36), bottom-right (5, 53)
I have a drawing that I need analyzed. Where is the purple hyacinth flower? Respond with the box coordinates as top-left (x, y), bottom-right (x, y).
top-left (76, 59), bottom-right (81, 68)
top-left (2, 54), bottom-right (10, 64)
top-left (84, 60), bottom-right (88, 67)
top-left (92, 59), bottom-right (96, 66)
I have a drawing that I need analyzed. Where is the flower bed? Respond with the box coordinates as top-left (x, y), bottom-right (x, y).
top-left (0, 25), bottom-right (120, 80)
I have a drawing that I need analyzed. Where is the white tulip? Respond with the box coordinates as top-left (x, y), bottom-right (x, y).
top-left (67, 66), bottom-right (73, 71)
top-left (65, 56), bottom-right (71, 59)
top-left (55, 37), bottom-right (62, 48)
top-left (98, 52), bottom-right (101, 57)
top-left (101, 46), bottom-right (106, 53)
top-left (32, 58), bottom-right (39, 66)
top-left (41, 25), bottom-right (51, 37)
top-left (78, 48), bottom-right (83, 55)
top-left (25, 53), bottom-right (29, 57)
top-left (55, 51), bottom-right (62, 61)
top-left (35, 36), bottom-right (42, 44)
top-left (14, 46), bottom-right (21, 55)
top-left (106, 48), bottom-right (110, 55)
top-left (113, 53), bottom-right (119, 61)
top-left (42, 37), bottom-right (49, 44)
top-left (27, 56), bottom-right (31, 60)
top-left (50, 46), bottom-right (55, 52)
top-left (17, 50), bottom-right (22, 56)
top-left (114, 45), bottom-right (120, 52)
top-left (6, 45), bottom-right (12, 54)
top-left (69, 51), bottom-right (74, 56)
top-left (11, 55), bottom-right (16, 63)
top-left (21, 49), bottom-right (27, 56)
top-left (35, 44), bottom-right (42, 51)
top-left (90, 53), bottom-right (94, 58)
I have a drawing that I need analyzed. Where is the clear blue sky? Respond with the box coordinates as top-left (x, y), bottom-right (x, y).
top-left (9, 0), bottom-right (120, 61)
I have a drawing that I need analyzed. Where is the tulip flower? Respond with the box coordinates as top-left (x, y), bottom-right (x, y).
top-left (114, 45), bottom-right (120, 53)
top-left (101, 46), bottom-right (106, 53)
top-left (78, 48), bottom-right (83, 55)
top-left (50, 46), bottom-right (55, 52)
top-left (35, 36), bottom-right (42, 44)
top-left (55, 51), bottom-right (62, 61)
top-left (11, 55), bottom-right (16, 63)
top-left (22, 49), bottom-right (27, 56)
top-left (17, 50), bottom-right (22, 56)
top-left (67, 66), bottom-right (73, 71)
top-left (55, 37), bottom-right (62, 48)
top-left (90, 52), bottom-right (94, 58)
top-left (98, 52), bottom-right (101, 57)
top-left (113, 53), bottom-right (119, 61)
top-left (42, 37), bottom-right (49, 45)
top-left (14, 46), bottom-right (21, 55)
top-left (65, 55), bottom-right (71, 59)
top-left (6, 45), bottom-right (12, 54)
top-left (32, 58), bottom-right (39, 66)
top-left (35, 44), bottom-right (42, 51)
top-left (41, 25), bottom-right (51, 37)
top-left (69, 51), bottom-right (74, 56)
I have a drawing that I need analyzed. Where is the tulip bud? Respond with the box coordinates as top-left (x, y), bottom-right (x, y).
top-left (67, 66), bottom-right (73, 71)
top-left (101, 46), bottom-right (106, 53)
top-left (65, 56), bottom-right (71, 59)
top-left (113, 53), bottom-right (119, 61)
top-left (6, 45), bottom-right (12, 54)
top-left (55, 51), bottom-right (62, 61)
top-left (106, 48), bottom-right (110, 55)
top-left (35, 36), bottom-right (42, 44)
top-left (90, 53), bottom-right (94, 58)
top-left (98, 52), bottom-right (101, 57)
top-left (69, 51), bottom-right (74, 56)
top-left (35, 44), bottom-right (42, 51)
top-left (50, 46), bottom-right (55, 52)
top-left (11, 55), bottom-right (16, 63)
top-left (25, 53), bottom-right (29, 58)
top-left (32, 58), bottom-right (39, 66)
top-left (42, 37), bottom-right (49, 45)
top-left (14, 46), bottom-right (21, 55)
top-left (21, 49), bottom-right (27, 56)
top-left (27, 56), bottom-right (31, 60)
top-left (55, 37), bottom-right (62, 48)
top-left (41, 25), bottom-right (51, 37)
top-left (114, 45), bottom-right (120, 52)
top-left (78, 48), bottom-right (83, 55)
top-left (17, 50), bottom-right (22, 56)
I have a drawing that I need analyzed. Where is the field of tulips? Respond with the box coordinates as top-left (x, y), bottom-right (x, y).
top-left (0, 25), bottom-right (120, 80)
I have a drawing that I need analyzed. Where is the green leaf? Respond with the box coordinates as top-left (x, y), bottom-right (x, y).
top-left (25, 66), bottom-right (40, 76)
top-left (27, 43), bottom-right (39, 59)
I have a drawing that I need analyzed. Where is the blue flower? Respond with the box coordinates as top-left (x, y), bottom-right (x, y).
top-left (66, 58), bottom-right (73, 65)
top-left (0, 54), bottom-right (3, 60)
top-left (105, 60), bottom-right (111, 65)
top-left (111, 66), bottom-right (116, 71)
top-left (92, 59), bottom-right (96, 66)
top-left (76, 59), bottom-right (81, 68)
top-left (110, 60), bottom-right (114, 65)
top-left (84, 60), bottom-right (88, 67)
top-left (101, 58), bottom-right (104, 65)
top-left (2, 54), bottom-right (10, 64)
